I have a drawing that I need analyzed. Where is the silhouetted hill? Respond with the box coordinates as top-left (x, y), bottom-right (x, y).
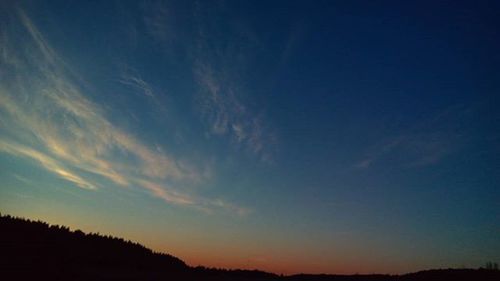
top-left (0, 214), bottom-right (188, 280)
top-left (398, 268), bottom-right (500, 281)
top-left (1, 214), bottom-right (498, 281)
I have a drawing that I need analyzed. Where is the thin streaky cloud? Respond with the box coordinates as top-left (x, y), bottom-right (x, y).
top-left (138, 180), bottom-right (252, 216)
top-left (0, 140), bottom-right (96, 190)
top-left (143, 1), bottom-right (171, 43)
top-left (17, 9), bottom-right (58, 65)
top-left (280, 21), bottom-right (307, 66)
top-left (0, 9), bottom-right (246, 215)
top-left (354, 138), bottom-right (402, 169)
top-left (118, 74), bottom-right (155, 98)
top-left (190, 6), bottom-right (276, 161)
top-left (193, 60), bottom-right (275, 162)
top-left (116, 65), bottom-right (169, 113)
top-left (354, 106), bottom-right (470, 170)
top-left (12, 174), bottom-right (35, 185)
top-left (138, 180), bottom-right (197, 206)
top-left (354, 134), bottom-right (450, 170)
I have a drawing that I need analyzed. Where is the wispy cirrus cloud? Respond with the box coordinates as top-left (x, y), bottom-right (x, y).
top-left (194, 61), bottom-right (273, 161)
top-left (0, 140), bottom-right (96, 190)
top-left (280, 21), bottom-right (307, 66)
top-left (354, 106), bottom-right (472, 170)
top-left (0, 9), bottom-right (247, 215)
top-left (116, 66), bottom-right (169, 113)
top-left (355, 133), bottom-right (453, 170)
top-left (143, 0), bottom-right (172, 43)
top-left (138, 180), bottom-right (251, 215)
top-left (354, 138), bottom-right (403, 169)
top-left (190, 5), bottom-right (276, 161)
top-left (118, 72), bottom-right (155, 98)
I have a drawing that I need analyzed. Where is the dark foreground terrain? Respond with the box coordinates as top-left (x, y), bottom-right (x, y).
top-left (1, 214), bottom-right (498, 281)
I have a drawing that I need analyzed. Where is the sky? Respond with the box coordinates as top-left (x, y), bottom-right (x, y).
top-left (0, 0), bottom-right (499, 275)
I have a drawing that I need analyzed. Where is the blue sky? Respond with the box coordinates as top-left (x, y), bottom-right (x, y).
top-left (0, 0), bottom-right (499, 274)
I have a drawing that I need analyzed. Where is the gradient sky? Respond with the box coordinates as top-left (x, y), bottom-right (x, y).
top-left (0, 0), bottom-right (499, 275)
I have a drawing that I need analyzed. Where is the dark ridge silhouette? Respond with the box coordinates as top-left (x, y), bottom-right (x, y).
top-left (1, 214), bottom-right (498, 281)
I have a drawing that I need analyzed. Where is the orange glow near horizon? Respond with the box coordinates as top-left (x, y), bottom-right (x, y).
top-left (2, 2), bottom-right (498, 276)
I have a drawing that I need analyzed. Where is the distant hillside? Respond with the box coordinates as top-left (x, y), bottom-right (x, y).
top-left (0, 214), bottom-right (189, 280)
top-left (1, 214), bottom-right (498, 281)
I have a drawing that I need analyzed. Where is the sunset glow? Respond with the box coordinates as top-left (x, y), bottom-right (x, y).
top-left (1, 1), bottom-right (498, 275)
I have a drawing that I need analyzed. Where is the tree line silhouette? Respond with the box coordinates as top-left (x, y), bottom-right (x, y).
top-left (1, 214), bottom-right (498, 280)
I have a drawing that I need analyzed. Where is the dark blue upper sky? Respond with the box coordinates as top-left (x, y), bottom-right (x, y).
top-left (0, 0), bottom-right (499, 274)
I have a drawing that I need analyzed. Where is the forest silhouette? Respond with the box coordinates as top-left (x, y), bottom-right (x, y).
top-left (1, 214), bottom-right (498, 281)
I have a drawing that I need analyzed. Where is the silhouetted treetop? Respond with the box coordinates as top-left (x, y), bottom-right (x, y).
top-left (1, 214), bottom-right (498, 281)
